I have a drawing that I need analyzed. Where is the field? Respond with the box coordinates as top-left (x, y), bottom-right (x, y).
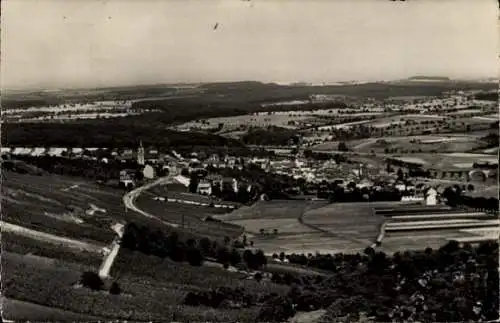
top-left (135, 185), bottom-right (244, 239)
top-left (2, 251), bottom-right (262, 322)
top-left (363, 135), bottom-right (481, 154)
top-left (221, 198), bottom-right (499, 257)
top-left (310, 132), bottom-right (488, 154)
top-left (405, 153), bottom-right (498, 170)
top-left (1, 172), bottom-right (288, 322)
top-left (380, 218), bottom-right (499, 254)
top-left (220, 200), bottom-right (400, 255)
top-left (2, 171), bottom-right (235, 244)
top-left (2, 297), bottom-right (106, 322)
top-left (365, 114), bottom-right (446, 128)
top-left (2, 171), bottom-right (124, 245)
top-left (177, 114), bottom-right (315, 131)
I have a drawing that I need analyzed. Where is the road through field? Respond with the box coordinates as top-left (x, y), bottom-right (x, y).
top-left (122, 176), bottom-right (180, 228)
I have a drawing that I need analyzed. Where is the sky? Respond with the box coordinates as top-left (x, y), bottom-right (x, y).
top-left (1, 0), bottom-right (498, 90)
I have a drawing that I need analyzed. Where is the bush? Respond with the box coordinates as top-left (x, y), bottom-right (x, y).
top-left (217, 247), bottom-right (231, 265)
top-left (109, 281), bottom-right (121, 295)
top-left (186, 248), bottom-right (204, 267)
top-left (338, 142), bottom-right (349, 152)
top-left (229, 249), bottom-right (242, 267)
top-left (80, 271), bottom-right (104, 291)
top-left (257, 296), bottom-right (296, 322)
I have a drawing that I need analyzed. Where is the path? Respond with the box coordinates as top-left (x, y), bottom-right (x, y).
top-left (98, 223), bottom-right (125, 278)
top-left (0, 220), bottom-right (104, 254)
top-left (353, 138), bottom-right (378, 150)
top-left (122, 175), bottom-right (179, 228)
top-left (1, 297), bottom-right (107, 322)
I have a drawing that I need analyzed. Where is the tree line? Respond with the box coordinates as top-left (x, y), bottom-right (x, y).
top-left (120, 222), bottom-right (267, 270)
top-left (2, 122), bottom-right (244, 149)
top-left (260, 241), bottom-right (499, 322)
top-left (318, 184), bottom-right (403, 203)
top-left (442, 186), bottom-right (499, 213)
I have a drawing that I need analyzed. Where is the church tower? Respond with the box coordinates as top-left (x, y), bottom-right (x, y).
top-left (137, 141), bottom-right (145, 166)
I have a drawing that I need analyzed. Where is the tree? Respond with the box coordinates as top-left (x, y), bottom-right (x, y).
top-left (187, 247), bottom-right (204, 266)
top-left (243, 249), bottom-right (255, 269)
top-left (338, 142), bottom-right (349, 152)
top-left (189, 174), bottom-right (199, 193)
top-left (363, 247), bottom-right (375, 257)
top-left (271, 272), bottom-right (283, 284)
top-left (80, 271), bottom-right (104, 291)
top-left (135, 169), bottom-right (145, 181)
top-left (109, 281), bottom-right (121, 295)
top-left (257, 296), bottom-right (296, 323)
top-left (397, 168), bottom-right (404, 180)
top-left (279, 252), bottom-right (286, 262)
top-left (199, 237), bottom-right (212, 255)
top-left (216, 247), bottom-right (231, 265)
top-left (255, 249), bottom-right (267, 268)
top-left (229, 248), bottom-right (241, 266)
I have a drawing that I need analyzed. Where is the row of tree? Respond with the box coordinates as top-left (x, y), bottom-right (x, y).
top-left (120, 223), bottom-right (267, 269)
top-left (442, 185), bottom-right (499, 213)
top-left (320, 186), bottom-right (403, 203)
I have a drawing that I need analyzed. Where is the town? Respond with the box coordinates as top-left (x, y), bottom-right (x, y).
top-left (1, 0), bottom-right (499, 322)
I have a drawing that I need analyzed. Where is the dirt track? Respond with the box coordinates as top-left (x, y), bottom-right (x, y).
top-left (1, 220), bottom-right (104, 254)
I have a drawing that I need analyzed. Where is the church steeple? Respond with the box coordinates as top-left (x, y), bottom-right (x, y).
top-left (137, 140), bottom-right (145, 166)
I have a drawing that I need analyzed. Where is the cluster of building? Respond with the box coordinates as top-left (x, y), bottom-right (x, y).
top-left (4, 138), bottom-right (496, 203)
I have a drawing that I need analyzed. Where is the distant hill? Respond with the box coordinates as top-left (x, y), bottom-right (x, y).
top-left (408, 76), bottom-right (451, 81)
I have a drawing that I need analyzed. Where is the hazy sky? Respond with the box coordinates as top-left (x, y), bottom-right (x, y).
top-left (1, 0), bottom-right (498, 89)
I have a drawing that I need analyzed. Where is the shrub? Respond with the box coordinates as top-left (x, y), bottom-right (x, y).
top-left (80, 271), bottom-right (103, 291)
top-left (186, 248), bottom-right (204, 267)
top-left (216, 247), bottom-right (231, 264)
top-left (229, 249), bottom-right (242, 267)
top-left (257, 296), bottom-right (296, 322)
top-left (109, 281), bottom-right (121, 295)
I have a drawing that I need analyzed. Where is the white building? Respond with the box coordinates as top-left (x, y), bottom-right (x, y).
top-left (142, 164), bottom-right (155, 179)
top-left (425, 188), bottom-right (438, 206)
top-left (197, 182), bottom-right (212, 195)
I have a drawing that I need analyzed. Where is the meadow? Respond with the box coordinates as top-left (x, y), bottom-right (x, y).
top-left (220, 200), bottom-right (388, 255)
top-left (2, 252), bottom-right (260, 322)
top-left (134, 192), bottom-right (244, 239)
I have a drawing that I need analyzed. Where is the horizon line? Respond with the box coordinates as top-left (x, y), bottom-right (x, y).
top-left (3, 75), bottom-right (498, 93)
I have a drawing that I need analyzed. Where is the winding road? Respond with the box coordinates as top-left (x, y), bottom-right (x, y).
top-left (122, 175), bottom-right (179, 228)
